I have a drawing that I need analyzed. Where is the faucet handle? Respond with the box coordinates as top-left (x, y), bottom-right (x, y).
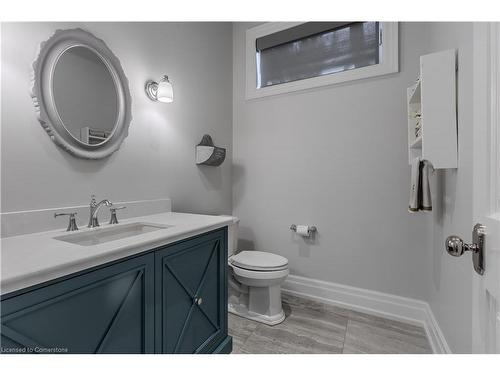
top-left (54, 212), bottom-right (77, 218)
top-left (109, 206), bottom-right (126, 224)
top-left (54, 212), bottom-right (79, 231)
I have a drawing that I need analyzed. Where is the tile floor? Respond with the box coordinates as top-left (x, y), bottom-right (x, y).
top-left (229, 293), bottom-right (432, 354)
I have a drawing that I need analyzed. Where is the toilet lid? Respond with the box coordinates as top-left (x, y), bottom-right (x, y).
top-left (230, 251), bottom-right (288, 271)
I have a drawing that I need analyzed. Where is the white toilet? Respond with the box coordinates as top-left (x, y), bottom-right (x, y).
top-left (224, 216), bottom-right (289, 325)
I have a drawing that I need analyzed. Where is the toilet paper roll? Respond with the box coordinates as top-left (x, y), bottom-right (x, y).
top-left (295, 225), bottom-right (310, 237)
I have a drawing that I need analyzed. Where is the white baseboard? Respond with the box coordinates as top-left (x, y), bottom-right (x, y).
top-left (282, 274), bottom-right (451, 354)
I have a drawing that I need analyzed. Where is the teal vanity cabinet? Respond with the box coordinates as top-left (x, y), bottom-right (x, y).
top-left (0, 228), bottom-right (231, 354)
top-left (155, 229), bottom-right (228, 353)
top-left (0, 253), bottom-right (155, 354)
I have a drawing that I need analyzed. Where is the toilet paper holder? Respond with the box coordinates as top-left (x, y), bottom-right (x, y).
top-left (290, 224), bottom-right (317, 235)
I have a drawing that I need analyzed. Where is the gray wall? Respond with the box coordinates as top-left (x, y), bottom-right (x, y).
top-left (425, 22), bottom-right (474, 354)
top-left (1, 22), bottom-right (233, 215)
top-left (233, 21), bottom-right (475, 353)
top-left (232, 22), bottom-right (430, 301)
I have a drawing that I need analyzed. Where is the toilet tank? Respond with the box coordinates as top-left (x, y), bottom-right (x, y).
top-left (219, 215), bottom-right (239, 257)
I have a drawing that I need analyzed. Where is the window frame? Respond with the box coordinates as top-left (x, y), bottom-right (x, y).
top-left (245, 22), bottom-right (399, 100)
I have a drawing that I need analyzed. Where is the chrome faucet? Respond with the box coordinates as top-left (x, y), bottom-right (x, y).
top-left (88, 195), bottom-right (112, 228)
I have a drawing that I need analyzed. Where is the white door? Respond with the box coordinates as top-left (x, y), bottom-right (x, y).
top-left (471, 22), bottom-right (500, 353)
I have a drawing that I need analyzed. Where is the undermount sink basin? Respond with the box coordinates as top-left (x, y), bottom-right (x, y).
top-left (54, 222), bottom-right (172, 246)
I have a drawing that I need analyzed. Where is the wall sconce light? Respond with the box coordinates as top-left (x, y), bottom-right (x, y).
top-left (145, 75), bottom-right (174, 103)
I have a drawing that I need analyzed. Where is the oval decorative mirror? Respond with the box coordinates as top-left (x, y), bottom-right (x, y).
top-left (31, 29), bottom-right (132, 159)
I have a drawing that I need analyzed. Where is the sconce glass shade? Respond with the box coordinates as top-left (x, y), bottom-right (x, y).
top-left (145, 75), bottom-right (173, 103)
top-left (156, 75), bottom-right (173, 103)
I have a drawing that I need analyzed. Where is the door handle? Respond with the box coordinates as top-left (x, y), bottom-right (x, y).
top-left (445, 223), bottom-right (486, 275)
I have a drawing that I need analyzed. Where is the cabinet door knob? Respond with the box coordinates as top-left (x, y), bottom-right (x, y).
top-left (195, 297), bottom-right (203, 306)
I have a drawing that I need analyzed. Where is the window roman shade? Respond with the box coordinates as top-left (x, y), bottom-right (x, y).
top-left (256, 22), bottom-right (380, 88)
top-left (255, 22), bottom-right (356, 51)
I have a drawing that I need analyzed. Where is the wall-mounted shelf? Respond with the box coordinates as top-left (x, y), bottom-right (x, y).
top-left (410, 136), bottom-right (422, 149)
top-left (407, 49), bottom-right (457, 169)
top-left (408, 80), bottom-right (421, 105)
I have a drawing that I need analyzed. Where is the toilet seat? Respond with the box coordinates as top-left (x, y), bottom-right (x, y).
top-left (230, 251), bottom-right (288, 271)
top-left (231, 263), bottom-right (289, 281)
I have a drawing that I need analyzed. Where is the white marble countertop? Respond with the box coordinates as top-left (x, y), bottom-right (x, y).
top-left (1, 212), bottom-right (233, 296)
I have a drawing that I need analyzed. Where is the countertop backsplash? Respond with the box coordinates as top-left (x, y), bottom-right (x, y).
top-left (0, 198), bottom-right (172, 238)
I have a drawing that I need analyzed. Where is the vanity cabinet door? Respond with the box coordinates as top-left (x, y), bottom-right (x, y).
top-left (155, 229), bottom-right (228, 354)
top-left (1, 253), bottom-right (155, 354)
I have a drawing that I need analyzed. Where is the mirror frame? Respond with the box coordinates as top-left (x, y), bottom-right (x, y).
top-left (31, 28), bottom-right (132, 159)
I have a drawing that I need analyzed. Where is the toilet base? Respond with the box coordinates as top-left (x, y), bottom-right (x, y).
top-left (228, 262), bottom-right (288, 326)
top-left (228, 301), bottom-right (285, 326)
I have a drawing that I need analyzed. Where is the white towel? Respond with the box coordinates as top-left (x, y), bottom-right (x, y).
top-left (409, 157), bottom-right (420, 211)
top-left (421, 160), bottom-right (432, 210)
top-left (409, 158), bottom-right (432, 212)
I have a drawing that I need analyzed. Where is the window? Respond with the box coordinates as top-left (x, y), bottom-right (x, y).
top-left (245, 22), bottom-right (398, 99)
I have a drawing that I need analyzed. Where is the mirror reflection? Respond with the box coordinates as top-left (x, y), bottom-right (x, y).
top-left (53, 46), bottom-right (118, 145)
